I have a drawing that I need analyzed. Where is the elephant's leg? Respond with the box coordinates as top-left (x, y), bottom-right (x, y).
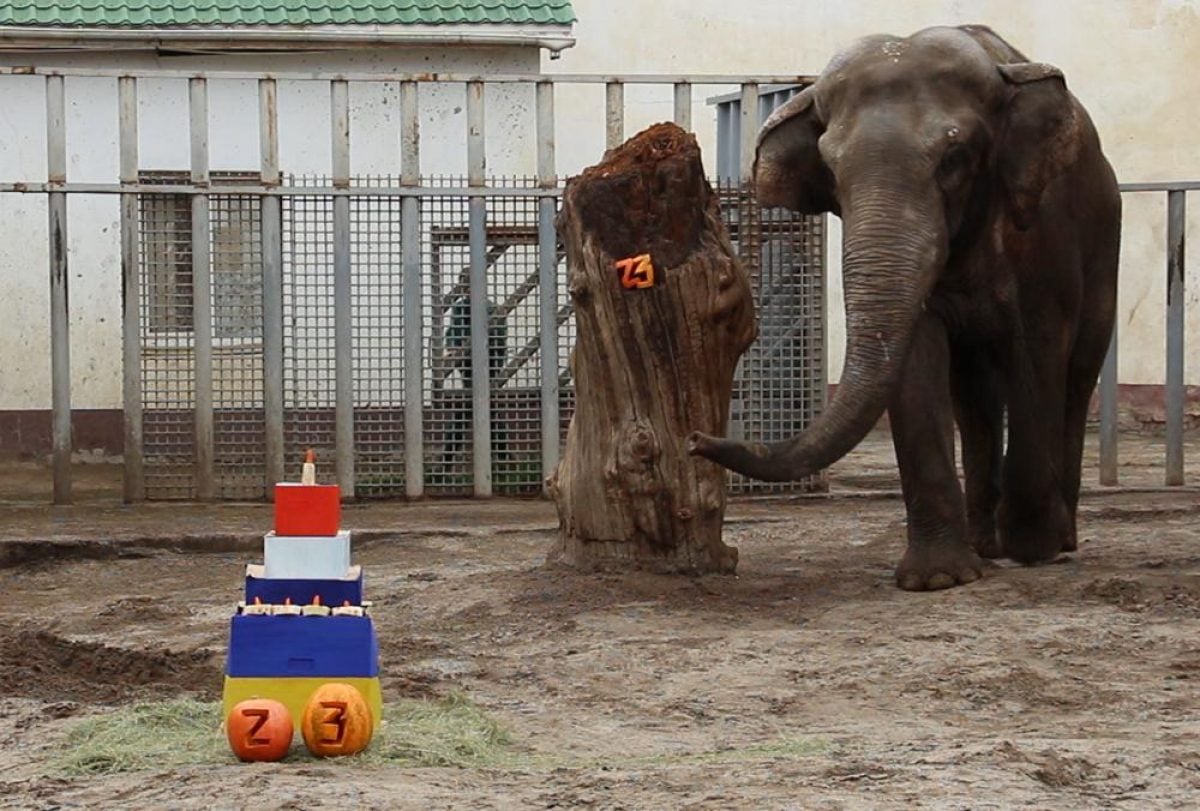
top-left (950, 349), bottom-right (1005, 559)
top-left (997, 328), bottom-right (1073, 564)
top-left (1057, 374), bottom-right (1091, 553)
top-left (1060, 313), bottom-right (1116, 552)
top-left (892, 314), bottom-right (983, 591)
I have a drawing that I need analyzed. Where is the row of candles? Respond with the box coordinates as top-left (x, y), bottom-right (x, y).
top-left (238, 596), bottom-right (369, 617)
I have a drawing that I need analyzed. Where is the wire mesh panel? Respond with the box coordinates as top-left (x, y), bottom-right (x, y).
top-left (421, 179), bottom-right (474, 496)
top-left (717, 180), bottom-right (827, 494)
top-left (210, 188), bottom-right (267, 499)
top-left (420, 176), bottom-right (551, 496)
top-left (137, 172), bottom-right (824, 500)
top-left (282, 176), bottom-right (338, 485)
top-left (139, 175), bottom-right (196, 499)
top-left (349, 179), bottom-right (406, 498)
top-left (139, 171), bottom-right (269, 499)
top-left (483, 178), bottom-right (549, 496)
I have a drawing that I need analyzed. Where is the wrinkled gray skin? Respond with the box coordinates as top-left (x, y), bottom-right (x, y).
top-left (689, 25), bottom-right (1121, 591)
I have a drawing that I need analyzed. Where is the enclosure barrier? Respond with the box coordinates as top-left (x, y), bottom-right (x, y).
top-left (0, 66), bottom-right (827, 503)
top-left (1099, 181), bottom-right (1197, 487)
top-left (4, 65), bottom-right (1192, 501)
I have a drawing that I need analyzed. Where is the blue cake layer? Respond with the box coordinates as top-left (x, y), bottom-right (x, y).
top-left (243, 564), bottom-right (364, 606)
top-left (226, 614), bottom-right (380, 678)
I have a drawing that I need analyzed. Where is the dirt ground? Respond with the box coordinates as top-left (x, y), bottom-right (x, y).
top-left (1, 430), bottom-right (1198, 809)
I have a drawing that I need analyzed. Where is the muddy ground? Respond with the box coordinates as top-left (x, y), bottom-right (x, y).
top-left (1, 431), bottom-right (1198, 809)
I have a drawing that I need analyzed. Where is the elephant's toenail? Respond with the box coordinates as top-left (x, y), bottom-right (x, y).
top-left (926, 573), bottom-right (956, 590)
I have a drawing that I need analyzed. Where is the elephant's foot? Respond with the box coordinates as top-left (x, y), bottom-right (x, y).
top-left (895, 542), bottom-right (983, 592)
top-left (1060, 529), bottom-right (1078, 553)
top-left (969, 518), bottom-right (1003, 559)
top-left (971, 532), bottom-right (1004, 559)
top-left (997, 495), bottom-right (1072, 564)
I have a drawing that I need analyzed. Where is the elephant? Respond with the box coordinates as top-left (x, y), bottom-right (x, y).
top-left (688, 25), bottom-right (1121, 591)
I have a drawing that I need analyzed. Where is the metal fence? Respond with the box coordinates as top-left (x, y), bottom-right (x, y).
top-left (0, 67), bottom-right (827, 502)
top-left (1098, 182), bottom-right (1197, 487)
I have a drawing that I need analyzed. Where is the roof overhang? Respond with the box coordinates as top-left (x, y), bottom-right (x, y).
top-left (0, 23), bottom-right (576, 54)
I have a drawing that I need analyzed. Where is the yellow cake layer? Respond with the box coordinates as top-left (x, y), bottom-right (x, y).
top-left (222, 676), bottom-right (382, 730)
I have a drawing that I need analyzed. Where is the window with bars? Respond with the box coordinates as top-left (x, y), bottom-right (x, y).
top-left (139, 171), bottom-right (267, 341)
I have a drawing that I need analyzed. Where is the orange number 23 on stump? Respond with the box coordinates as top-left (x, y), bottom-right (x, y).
top-left (615, 254), bottom-right (655, 289)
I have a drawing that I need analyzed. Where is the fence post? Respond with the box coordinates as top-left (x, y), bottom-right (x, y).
top-left (401, 80), bottom-right (424, 498)
top-left (46, 74), bottom-right (71, 504)
top-left (331, 79), bottom-right (355, 498)
top-left (537, 80), bottom-right (560, 495)
top-left (1165, 189), bottom-right (1186, 486)
top-left (119, 76), bottom-right (144, 502)
top-left (260, 78), bottom-right (285, 493)
top-left (673, 82), bottom-right (692, 131)
top-left (467, 80), bottom-right (492, 497)
top-left (605, 81), bottom-right (624, 150)
top-left (190, 77), bottom-right (215, 500)
top-left (739, 83), bottom-right (759, 183)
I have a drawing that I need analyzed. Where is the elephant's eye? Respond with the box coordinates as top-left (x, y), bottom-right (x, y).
top-left (938, 145), bottom-right (972, 183)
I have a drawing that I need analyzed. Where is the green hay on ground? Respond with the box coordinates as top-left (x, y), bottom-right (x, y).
top-left (51, 693), bottom-right (511, 776)
top-left (55, 698), bottom-right (229, 776)
top-left (357, 691), bottom-right (510, 768)
top-left (50, 694), bottom-right (826, 776)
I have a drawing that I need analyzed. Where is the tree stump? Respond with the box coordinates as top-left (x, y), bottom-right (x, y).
top-left (546, 123), bottom-right (757, 574)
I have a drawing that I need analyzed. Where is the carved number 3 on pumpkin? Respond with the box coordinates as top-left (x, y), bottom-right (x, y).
top-left (318, 701), bottom-right (348, 744)
top-left (615, 254), bottom-right (655, 289)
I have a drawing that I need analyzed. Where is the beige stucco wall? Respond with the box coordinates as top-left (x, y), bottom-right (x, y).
top-left (0, 45), bottom-right (542, 410)
top-left (550, 0), bottom-right (1200, 387)
top-left (0, 3), bottom-right (1195, 414)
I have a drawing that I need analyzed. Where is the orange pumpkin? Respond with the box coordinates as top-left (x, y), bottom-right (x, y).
top-left (300, 682), bottom-right (374, 757)
top-left (226, 698), bottom-right (294, 762)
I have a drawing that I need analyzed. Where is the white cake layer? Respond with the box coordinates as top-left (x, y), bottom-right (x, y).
top-left (263, 530), bottom-right (352, 579)
top-left (245, 563), bottom-right (362, 582)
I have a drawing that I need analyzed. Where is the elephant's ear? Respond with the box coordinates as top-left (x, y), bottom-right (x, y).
top-left (997, 62), bottom-right (1082, 230)
top-left (753, 86), bottom-right (837, 214)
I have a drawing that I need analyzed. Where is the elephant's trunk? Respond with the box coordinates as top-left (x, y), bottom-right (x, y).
top-left (689, 180), bottom-right (945, 481)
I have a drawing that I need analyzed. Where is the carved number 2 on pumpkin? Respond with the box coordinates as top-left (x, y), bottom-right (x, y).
top-left (241, 708), bottom-right (271, 745)
top-left (615, 254), bottom-right (655, 289)
top-left (318, 701), bottom-right (348, 744)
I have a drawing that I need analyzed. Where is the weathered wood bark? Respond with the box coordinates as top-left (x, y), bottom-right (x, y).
top-left (547, 123), bottom-right (757, 574)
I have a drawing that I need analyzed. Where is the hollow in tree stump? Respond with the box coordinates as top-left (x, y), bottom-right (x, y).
top-left (546, 123), bottom-right (757, 574)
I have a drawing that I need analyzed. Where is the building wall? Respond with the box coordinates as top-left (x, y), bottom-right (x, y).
top-left (0, 44), bottom-right (542, 412)
top-left (548, 0), bottom-right (1200, 388)
top-left (1, 1), bottom-right (1197, 418)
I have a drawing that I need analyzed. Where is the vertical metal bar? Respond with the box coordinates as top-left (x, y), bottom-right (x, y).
top-left (467, 80), bottom-right (492, 496)
top-left (331, 79), bottom-right (355, 497)
top-left (1165, 189), bottom-right (1186, 485)
top-left (605, 81), bottom-right (624, 150)
top-left (1099, 326), bottom-right (1118, 486)
top-left (46, 74), bottom-right (71, 504)
top-left (739, 83), bottom-right (759, 182)
top-left (717, 103), bottom-right (732, 182)
top-left (536, 80), bottom-right (560, 494)
top-left (400, 80), bottom-right (424, 498)
top-left (259, 78), bottom-right (285, 492)
top-left (119, 76), bottom-right (144, 502)
top-left (673, 82), bottom-right (692, 131)
top-left (190, 77), bottom-right (215, 500)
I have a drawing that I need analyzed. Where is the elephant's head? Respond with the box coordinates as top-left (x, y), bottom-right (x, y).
top-left (689, 25), bottom-right (1084, 480)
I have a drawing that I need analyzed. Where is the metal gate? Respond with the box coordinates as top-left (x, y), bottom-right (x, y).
top-left (1, 67), bottom-right (827, 502)
top-left (134, 172), bottom-right (823, 500)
